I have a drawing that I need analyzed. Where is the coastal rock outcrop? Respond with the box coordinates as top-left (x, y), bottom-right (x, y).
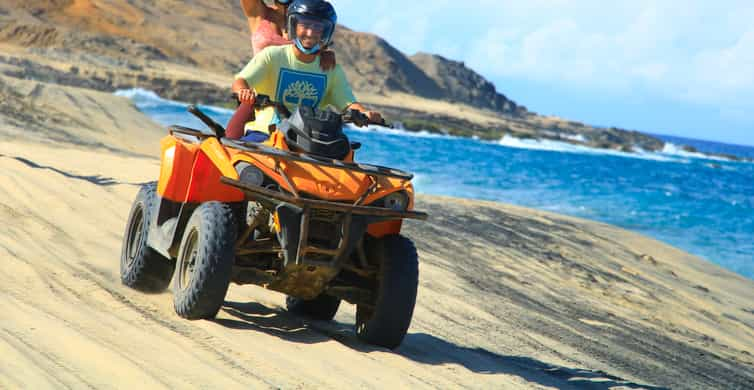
top-left (3, 2), bottom-right (748, 159)
top-left (410, 52), bottom-right (527, 116)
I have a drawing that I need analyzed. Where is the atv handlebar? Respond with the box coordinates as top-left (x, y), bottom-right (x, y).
top-left (231, 93), bottom-right (388, 128)
top-left (341, 109), bottom-right (389, 128)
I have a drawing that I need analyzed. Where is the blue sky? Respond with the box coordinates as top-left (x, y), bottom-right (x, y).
top-left (332, 1), bottom-right (754, 146)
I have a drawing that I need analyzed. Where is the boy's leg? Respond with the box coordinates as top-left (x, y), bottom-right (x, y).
top-left (226, 102), bottom-right (255, 139)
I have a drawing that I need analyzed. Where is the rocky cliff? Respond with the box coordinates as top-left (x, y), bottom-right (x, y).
top-left (410, 52), bottom-right (527, 116)
top-left (0, 0), bottom-right (743, 158)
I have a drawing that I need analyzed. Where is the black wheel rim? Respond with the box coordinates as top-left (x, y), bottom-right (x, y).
top-left (125, 206), bottom-right (145, 269)
top-left (178, 228), bottom-right (199, 291)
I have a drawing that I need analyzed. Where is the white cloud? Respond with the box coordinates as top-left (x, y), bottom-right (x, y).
top-left (337, 1), bottom-right (754, 109)
top-left (692, 29), bottom-right (754, 89)
top-left (455, 1), bottom-right (754, 108)
top-left (371, 15), bottom-right (429, 55)
top-left (631, 63), bottom-right (669, 82)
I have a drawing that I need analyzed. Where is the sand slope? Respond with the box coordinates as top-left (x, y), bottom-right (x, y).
top-left (1, 79), bottom-right (753, 389)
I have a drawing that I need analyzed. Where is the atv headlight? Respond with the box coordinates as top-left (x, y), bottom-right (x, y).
top-left (381, 191), bottom-right (409, 211)
top-left (235, 162), bottom-right (264, 186)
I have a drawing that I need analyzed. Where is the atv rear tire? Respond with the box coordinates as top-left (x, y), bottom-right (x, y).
top-left (120, 182), bottom-right (175, 293)
top-left (173, 202), bottom-right (237, 320)
top-left (355, 235), bottom-right (418, 349)
top-left (286, 294), bottom-right (341, 321)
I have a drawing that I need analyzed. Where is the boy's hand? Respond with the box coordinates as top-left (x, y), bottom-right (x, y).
top-left (237, 88), bottom-right (257, 104)
top-left (347, 103), bottom-right (384, 126)
top-left (365, 111), bottom-right (384, 125)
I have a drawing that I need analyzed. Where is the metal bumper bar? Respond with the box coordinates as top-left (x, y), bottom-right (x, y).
top-left (220, 177), bottom-right (428, 221)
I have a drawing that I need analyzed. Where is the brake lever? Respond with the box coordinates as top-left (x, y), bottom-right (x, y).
top-left (343, 109), bottom-right (369, 127)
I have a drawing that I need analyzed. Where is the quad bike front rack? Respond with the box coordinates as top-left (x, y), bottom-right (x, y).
top-left (221, 138), bottom-right (416, 181)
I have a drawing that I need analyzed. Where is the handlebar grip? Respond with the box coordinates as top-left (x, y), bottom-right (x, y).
top-left (344, 110), bottom-right (390, 128)
top-left (344, 109), bottom-right (369, 127)
top-left (231, 92), bottom-right (272, 108)
top-left (255, 94), bottom-right (271, 107)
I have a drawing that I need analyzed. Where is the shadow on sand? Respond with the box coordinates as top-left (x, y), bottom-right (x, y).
top-left (217, 301), bottom-right (667, 390)
top-left (1, 154), bottom-right (151, 186)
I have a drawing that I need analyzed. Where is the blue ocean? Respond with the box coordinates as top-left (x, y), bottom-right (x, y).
top-left (118, 89), bottom-right (754, 279)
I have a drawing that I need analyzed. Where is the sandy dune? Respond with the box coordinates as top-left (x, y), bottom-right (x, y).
top-left (1, 78), bottom-right (753, 389)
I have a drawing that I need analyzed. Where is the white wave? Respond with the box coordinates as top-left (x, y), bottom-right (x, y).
top-left (661, 143), bottom-right (734, 162)
top-left (496, 135), bottom-right (685, 163)
top-left (561, 133), bottom-right (587, 142)
top-left (498, 135), bottom-right (588, 153)
top-left (114, 88), bottom-right (235, 115)
top-left (345, 124), bottom-right (464, 140)
top-left (114, 88), bottom-right (162, 100)
top-left (114, 88), bottom-right (189, 113)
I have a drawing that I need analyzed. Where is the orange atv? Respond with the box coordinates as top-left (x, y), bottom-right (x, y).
top-left (120, 96), bottom-right (427, 348)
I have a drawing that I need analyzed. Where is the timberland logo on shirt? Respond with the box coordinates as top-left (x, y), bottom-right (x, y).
top-left (276, 69), bottom-right (327, 109)
top-left (284, 80), bottom-right (318, 106)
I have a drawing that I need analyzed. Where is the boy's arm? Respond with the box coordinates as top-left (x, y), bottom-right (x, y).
top-left (240, 0), bottom-right (263, 17)
top-left (233, 48), bottom-right (273, 103)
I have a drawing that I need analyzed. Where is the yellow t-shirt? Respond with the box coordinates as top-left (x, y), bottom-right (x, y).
top-left (235, 45), bottom-right (356, 125)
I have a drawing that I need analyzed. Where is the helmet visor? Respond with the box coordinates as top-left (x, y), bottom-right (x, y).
top-left (290, 14), bottom-right (334, 47)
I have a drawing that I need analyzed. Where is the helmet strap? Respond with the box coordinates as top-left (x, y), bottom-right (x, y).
top-left (294, 38), bottom-right (321, 55)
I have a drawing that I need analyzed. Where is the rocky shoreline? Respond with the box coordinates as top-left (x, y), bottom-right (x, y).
top-left (0, 3), bottom-right (749, 161)
top-left (3, 51), bottom-right (748, 162)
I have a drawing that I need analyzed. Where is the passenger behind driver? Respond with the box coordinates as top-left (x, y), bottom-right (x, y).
top-left (227, 0), bottom-right (382, 142)
top-left (240, 0), bottom-right (336, 70)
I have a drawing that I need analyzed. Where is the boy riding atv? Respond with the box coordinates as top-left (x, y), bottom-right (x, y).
top-left (120, 0), bottom-right (426, 350)
top-left (228, 0), bottom-right (382, 142)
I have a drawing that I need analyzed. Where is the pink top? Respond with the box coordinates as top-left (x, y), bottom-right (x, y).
top-left (251, 19), bottom-right (290, 56)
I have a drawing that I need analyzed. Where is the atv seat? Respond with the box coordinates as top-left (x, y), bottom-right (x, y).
top-left (241, 131), bottom-right (269, 143)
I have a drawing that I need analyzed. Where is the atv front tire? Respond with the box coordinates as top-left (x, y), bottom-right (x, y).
top-left (173, 202), bottom-right (237, 320)
top-left (120, 182), bottom-right (175, 293)
top-left (286, 294), bottom-right (341, 321)
top-left (356, 235), bottom-right (418, 349)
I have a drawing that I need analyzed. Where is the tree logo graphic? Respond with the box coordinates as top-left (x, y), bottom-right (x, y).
top-left (276, 69), bottom-right (327, 108)
top-left (283, 80), bottom-right (319, 107)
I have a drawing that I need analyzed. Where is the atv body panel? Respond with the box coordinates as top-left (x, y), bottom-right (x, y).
top-left (123, 102), bottom-right (427, 348)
